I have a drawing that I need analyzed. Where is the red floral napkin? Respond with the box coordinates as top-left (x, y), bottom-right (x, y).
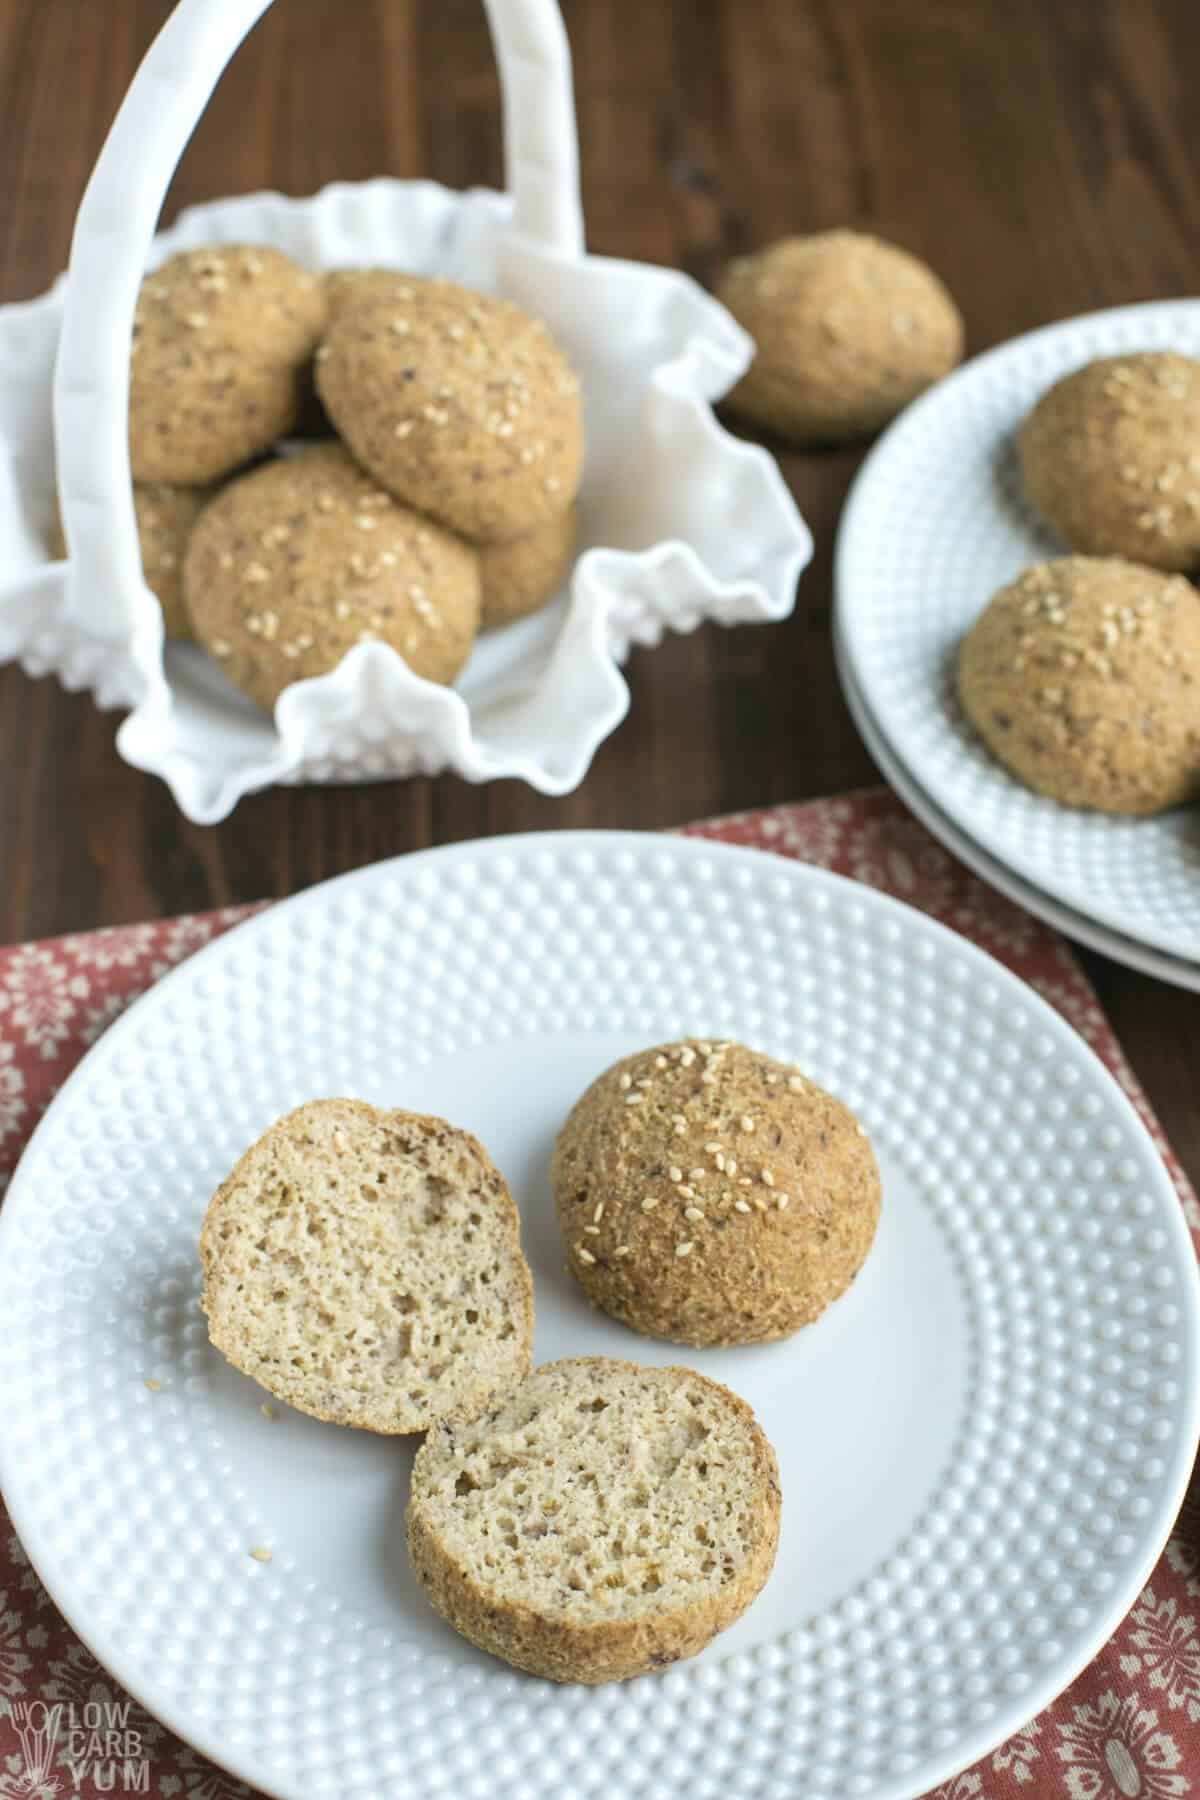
top-left (0, 787), bottom-right (1196, 1800)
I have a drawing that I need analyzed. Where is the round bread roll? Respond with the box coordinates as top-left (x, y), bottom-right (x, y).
top-left (958, 556), bottom-right (1200, 814)
top-left (551, 1039), bottom-right (881, 1347)
top-left (199, 1098), bottom-right (534, 1434)
top-left (717, 230), bottom-right (963, 443)
top-left (130, 245), bottom-right (326, 484)
top-left (183, 444), bottom-right (480, 711)
top-left (315, 274), bottom-right (584, 542)
top-left (324, 267), bottom-right (417, 318)
top-left (407, 1356), bottom-right (781, 1682)
top-left (1018, 352), bottom-right (1200, 573)
top-left (50, 482), bottom-right (213, 640)
top-left (480, 504), bottom-right (576, 628)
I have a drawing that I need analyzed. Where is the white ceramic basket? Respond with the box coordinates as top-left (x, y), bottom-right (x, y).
top-left (0, 0), bottom-right (809, 823)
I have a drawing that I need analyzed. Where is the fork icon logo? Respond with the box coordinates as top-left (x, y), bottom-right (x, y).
top-left (8, 1701), bottom-right (63, 1792)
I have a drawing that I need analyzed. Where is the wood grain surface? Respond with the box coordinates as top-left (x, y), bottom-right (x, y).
top-left (0, 0), bottom-right (1197, 1188)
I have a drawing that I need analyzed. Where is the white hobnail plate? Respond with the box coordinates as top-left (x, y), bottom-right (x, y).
top-left (1, 831), bottom-right (1197, 1800)
top-left (0, 0), bottom-right (809, 824)
top-left (836, 299), bottom-right (1200, 965)
top-left (834, 620), bottom-right (1200, 992)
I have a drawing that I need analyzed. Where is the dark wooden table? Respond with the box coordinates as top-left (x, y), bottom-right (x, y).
top-left (0, 0), bottom-right (1196, 1186)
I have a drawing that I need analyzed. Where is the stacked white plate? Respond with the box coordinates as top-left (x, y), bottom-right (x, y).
top-left (835, 299), bottom-right (1200, 992)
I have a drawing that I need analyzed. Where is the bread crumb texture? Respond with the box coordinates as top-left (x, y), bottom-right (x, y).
top-left (407, 1356), bottom-right (781, 1682)
top-left (958, 555), bottom-right (1200, 814)
top-left (552, 1039), bottom-right (880, 1346)
top-left (199, 1098), bottom-right (533, 1434)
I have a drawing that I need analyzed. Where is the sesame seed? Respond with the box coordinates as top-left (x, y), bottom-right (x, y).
top-left (144, 1378), bottom-right (161, 1392)
top-left (577, 1246), bottom-right (597, 1265)
top-left (185, 312), bottom-right (209, 330)
top-left (669, 1166), bottom-right (683, 1182)
top-left (761, 1169), bottom-right (775, 1187)
top-left (249, 1547), bottom-right (272, 1563)
top-left (356, 515), bottom-right (378, 531)
top-left (679, 1047), bottom-right (696, 1068)
top-left (390, 318), bottom-right (410, 336)
top-left (715, 1153), bottom-right (726, 1171)
top-left (316, 492), bottom-right (336, 513)
top-left (334, 600), bottom-right (352, 621)
top-left (314, 343), bottom-right (330, 362)
top-left (623, 1093), bottom-right (644, 1106)
top-left (260, 1402), bottom-right (276, 1419)
top-left (688, 1167), bottom-right (706, 1181)
top-left (282, 642), bottom-right (301, 659)
top-left (704, 1141), bottom-right (723, 1154)
top-left (855, 1122), bottom-right (868, 1138)
top-left (678, 1185), bottom-right (695, 1200)
top-left (726, 1158), bottom-right (738, 1176)
top-left (738, 1176), bottom-right (752, 1187)
top-left (765, 1073), bottom-right (779, 1085)
top-left (675, 1241), bottom-right (695, 1258)
top-left (396, 285), bottom-right (414, 301)
top-left (619, 1072), bottom-right (632, 1090)
top-left (673, 1121), bottom-right (687, 1135)
top-left (641, 1196), bottom-right (659, 1212)
top-left (244, 561), bottom-right (269, 583)
top-left (394, 420), bottom-right (414, 438)
top-left (583, 1225), bottom-right (600, 1236)
top-left (211, 638), bottom-right (231, 658)
top-left (776, 1194), bottom-right (790, 1210)
top-left (332, 1128), bottom-right (348, 1153)
top-left (700, 1072), bottom-right (718, 1086)
top-left (671, 1112), bottom-right (687, 1125)
top-left (447, 323), bottom-right (465, 340)
top-left (245, 614), bottom-right (263, 635)
top-left (740, 1115), bottom-right (755, 1133)
top-left (519, 447), bottom-right (535, 465)
top-left (753, 1196), bottom-right (769, 1213)
top-left (593, 1201), bottom-right (605, 1223)
top-left (635, 1076), bottom-right (653, 1088)
top-left (655, 1055), bottom-right (668, 1070)
top-left (614, 1245), bottom-right (631, 1258)
top-left (734, 1200), bottom-right (752, 1214)
top-left (684, 1206), bottom-right (705, 1223)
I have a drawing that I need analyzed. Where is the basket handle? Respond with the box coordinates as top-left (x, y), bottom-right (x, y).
top-left (53, 0), bottom-right (583, 640)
